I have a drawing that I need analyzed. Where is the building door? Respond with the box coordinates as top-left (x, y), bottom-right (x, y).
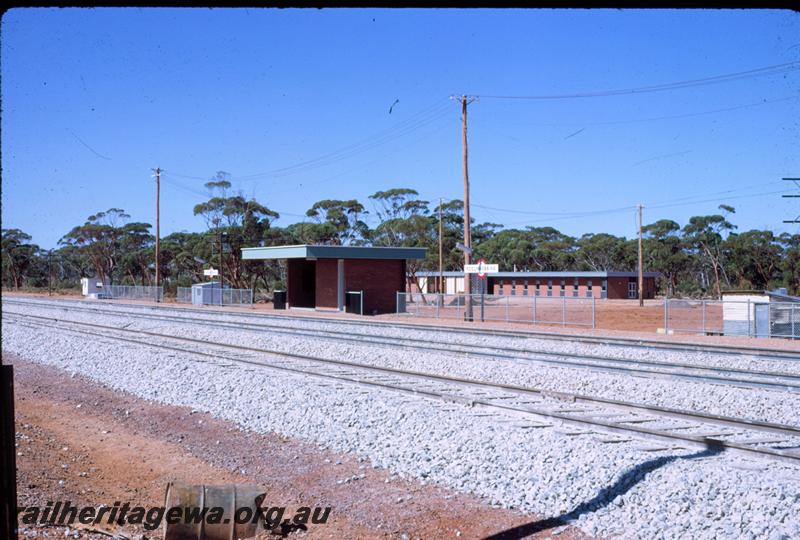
top-left (628, 281), bottom-right (637, 299)
top-left (755, 304), bottom-right (770, 338)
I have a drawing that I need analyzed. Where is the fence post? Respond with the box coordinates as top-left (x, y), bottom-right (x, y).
top-left (562, 296), bottom-right (566, 326)
top-left (532, 295), bottom-right (537, 324)
top-left (768, 302), bottom-right (772, 339)
top-left (792, 304), bottom-right (797, 340)
top-left (505, 295), bottom-right (510, 322)
top-left (592, 297), bottom-right (596, 329)
top-left (701, 300), bottom-right (706, 335)
top-left (664, 298), bottom-right (669, 334)
top-left (747, 299), bottom-right (751, 337)
top-left (435, 293), bottom-right (440, 319)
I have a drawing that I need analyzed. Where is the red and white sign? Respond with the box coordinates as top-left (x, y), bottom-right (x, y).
top-left (464, 259), bottom-right (498, 277)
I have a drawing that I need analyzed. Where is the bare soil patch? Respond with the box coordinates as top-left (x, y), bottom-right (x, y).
top-left (7, 353), bottom-right (589, 539)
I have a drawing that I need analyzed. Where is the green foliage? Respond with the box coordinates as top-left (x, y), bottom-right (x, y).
top-left (3, 189), bottom-right (797, 298)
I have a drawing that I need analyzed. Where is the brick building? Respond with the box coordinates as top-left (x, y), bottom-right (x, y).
top-left (242, 245), bottom-right (427, 314)
top-left (412, 270), bottom-right (658, 300)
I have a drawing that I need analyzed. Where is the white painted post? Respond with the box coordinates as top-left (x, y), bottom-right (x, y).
top-left (702, 300), bottom-right (706, 335)
top-left (747, 299), bottom-right (751, 337)
top-left (592, 297), bottom-right (596, 329)
top-left (562, 295), bottom-right (567, 326)
top-left (532, 295), bottom-right (537, 324)
top-left (664, 298), bottom-right (669, 334)
top-left (436, 293), bottom-right (440, 319)
top-left (505, 295), bottom-right (510, 322)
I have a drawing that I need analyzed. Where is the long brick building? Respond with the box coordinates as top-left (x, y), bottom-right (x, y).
top-left (412, 270), bottom-right (658, 300)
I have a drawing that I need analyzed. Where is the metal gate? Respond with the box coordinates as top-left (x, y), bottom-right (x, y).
top-left (754, 303), bottom-right (770, 338)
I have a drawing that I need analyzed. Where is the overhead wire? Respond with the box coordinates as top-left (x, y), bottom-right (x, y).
top-left (476, 61), bottom-right (799, 100)
top-left (501, 95), bottom-right (799, 127)
top-left (493, 189), bottom-right (791, 227)
top-left (163, 98), bottom-right (453, 183)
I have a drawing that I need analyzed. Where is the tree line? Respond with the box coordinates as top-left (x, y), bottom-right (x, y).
top-left (2, 176), bottom-right (798, 297)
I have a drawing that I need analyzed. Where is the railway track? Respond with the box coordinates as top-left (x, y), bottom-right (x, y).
top-left (4, 299), bottom-right (800, 393)
top-left (5, 310), bottom-right (800, 465)
top-left (4, 296), bottom-right (798, 361)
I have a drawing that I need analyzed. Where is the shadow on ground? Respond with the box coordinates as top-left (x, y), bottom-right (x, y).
top-left (483, 441), bottom-right (725, 539)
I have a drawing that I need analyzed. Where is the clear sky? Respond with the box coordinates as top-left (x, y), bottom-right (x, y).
top-left (2, 8), bottom-right (798, 249)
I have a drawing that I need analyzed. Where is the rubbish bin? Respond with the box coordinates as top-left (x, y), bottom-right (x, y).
top-left (273, 290), bottom-right (287, 310)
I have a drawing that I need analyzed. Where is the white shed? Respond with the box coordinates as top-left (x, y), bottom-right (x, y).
top-left (191, 281), bottom-right (224, 305)
top-left (722, 289), bottom-right (799, 338)
top-left (81, 277), bottom-right (110, 297)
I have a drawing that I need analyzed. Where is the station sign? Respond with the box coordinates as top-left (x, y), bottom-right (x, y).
top-left (464, 259), bottom-right (498, 277)
top-left (203, 268), bottom-right (219, 277)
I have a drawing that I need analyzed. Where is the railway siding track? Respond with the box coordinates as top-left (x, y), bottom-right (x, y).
top-left (4, 296), bottom-right (798, 360)
top-left (5, 299), bottom-right (800, 393)
top-left (5, 310), bottom-right (800, 465)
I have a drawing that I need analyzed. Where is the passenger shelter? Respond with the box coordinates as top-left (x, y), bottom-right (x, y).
top-left (241, 244), bottom-right (427, 314)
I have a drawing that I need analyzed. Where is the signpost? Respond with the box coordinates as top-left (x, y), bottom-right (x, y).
top-left (464, 259), bottom-right (497, 322)
top-left (204, 268), bottom-right (219, 278)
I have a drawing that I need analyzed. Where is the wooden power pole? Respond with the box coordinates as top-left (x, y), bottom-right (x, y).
top-left (153, 167), bottom-right (161, 302)
top-left (460, 95), bottom-right (474, 321)
top-left (638, 204), bottom-right (644, 307)
top-left (438, 197), bottom-right (443, 293)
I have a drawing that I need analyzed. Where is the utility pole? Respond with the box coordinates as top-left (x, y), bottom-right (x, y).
top-left (783, 178), bottom-right (800, 224)
top-left (457, 94), bottom-right (476, 321)
top-left (438, 197), bottom-right (443, 294)
top-left (638, 204), bottom-right (644, 307)
top-left (218, 229), bottom-right (224, 306)
top-left (47, 250), bottom-right (53, 296)
top-left (152, 167), bottom-right (161, 302)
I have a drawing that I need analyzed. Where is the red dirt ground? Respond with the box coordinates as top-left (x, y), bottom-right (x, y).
top-left (6, 353), bottom-right (590, 539)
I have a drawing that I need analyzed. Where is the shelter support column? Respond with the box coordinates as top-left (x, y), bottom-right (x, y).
top-left (337, 259), bottom-right (345, 311)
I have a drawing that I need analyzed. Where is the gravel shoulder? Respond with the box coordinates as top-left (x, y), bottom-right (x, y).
top-left (9, 353), bottom-right (579, 539)
top-left (5, 299), bottom-right (800, 539)
top-left (8, 300), bottom-right (799, 426)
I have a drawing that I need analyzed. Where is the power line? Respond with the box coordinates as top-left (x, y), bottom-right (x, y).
top-left (476, 61), bottom-right (799, 100)
top-left (488, 189), bottom-right (792, 227)
top-left (164, 98), bottom-right (452, 183)
top-left (471, 181), bottom-right (786, 217)
top-left (502, 95), bottom-right (799, 127)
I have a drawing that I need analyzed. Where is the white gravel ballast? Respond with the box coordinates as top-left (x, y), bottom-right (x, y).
top-left (3, 304), bottom-right (800, 539)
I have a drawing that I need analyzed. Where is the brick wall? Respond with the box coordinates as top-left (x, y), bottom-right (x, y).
top-left (315, 259), bottom-right (339, 309)
top-left (345, 259), bottom-right (405, 314)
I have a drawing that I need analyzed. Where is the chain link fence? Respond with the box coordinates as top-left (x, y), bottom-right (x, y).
top-left (665, 299), bottom-right (799, 339)
top-left (108, 285), bottom-right (163, 301)
top-left (397, 292), bottom-right (798, 339)
top-left (176, 286), bottom-right (253, 306)
top-left (397, 292), bottom-right (596, 327)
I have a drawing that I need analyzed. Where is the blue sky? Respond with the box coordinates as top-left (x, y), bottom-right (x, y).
top-left (2, 8), bottom-right (798, 249)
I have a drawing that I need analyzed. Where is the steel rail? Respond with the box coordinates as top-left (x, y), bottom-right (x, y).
top-left (4, 296), bottom-right (798, 360)
top-left (5, 311), bottom-right (800, 465)
top-left (4, 301), bottom-right (800, 392)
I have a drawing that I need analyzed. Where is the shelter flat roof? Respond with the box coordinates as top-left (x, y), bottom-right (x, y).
top-left (241, 244), bottom-right (427, 260)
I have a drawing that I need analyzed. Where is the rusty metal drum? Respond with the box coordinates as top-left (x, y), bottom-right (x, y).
top-left (163, 482), bottom-right (266, 540)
